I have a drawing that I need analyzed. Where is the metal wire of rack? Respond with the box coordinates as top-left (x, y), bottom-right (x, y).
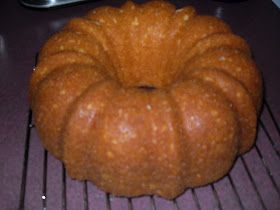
top-left (18, 100), bottom-right (280, 210)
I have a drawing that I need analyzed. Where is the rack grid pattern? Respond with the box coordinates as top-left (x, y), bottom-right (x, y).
top-left (17, 100), bottom-right (280, 210)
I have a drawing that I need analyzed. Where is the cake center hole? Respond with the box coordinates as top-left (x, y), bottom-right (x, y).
top-left (137, 86), bottom-right (156, 91)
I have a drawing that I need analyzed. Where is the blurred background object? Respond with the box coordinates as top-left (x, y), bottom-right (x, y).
top-left (19, 0), bottom-right (92, 8)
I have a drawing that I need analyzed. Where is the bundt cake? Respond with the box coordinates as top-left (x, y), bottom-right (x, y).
top-left (29, 0), bottom-right (263, 199)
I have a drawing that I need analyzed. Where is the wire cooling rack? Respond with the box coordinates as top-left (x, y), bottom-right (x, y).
top-left (16, 99), bottom-right (280, 210)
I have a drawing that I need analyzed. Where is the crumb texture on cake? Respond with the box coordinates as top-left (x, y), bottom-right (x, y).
top-left (29, 0), bottom-right (262, 199)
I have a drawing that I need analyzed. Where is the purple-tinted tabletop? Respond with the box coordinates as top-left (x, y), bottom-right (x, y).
top-left (1, 0), bottom-right (280, 210)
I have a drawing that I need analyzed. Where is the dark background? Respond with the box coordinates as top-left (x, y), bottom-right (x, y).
top-left (0, 0), bottom-right (280, 209)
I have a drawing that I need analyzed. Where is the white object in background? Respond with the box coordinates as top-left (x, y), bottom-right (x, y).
top-left (272, 0), bottom-right (280, 8)
top-left (20, 0), bottom-right (90, 8)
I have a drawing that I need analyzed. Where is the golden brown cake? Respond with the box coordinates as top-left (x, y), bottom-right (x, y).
top-left (29, 0), bottom-right (263, 199)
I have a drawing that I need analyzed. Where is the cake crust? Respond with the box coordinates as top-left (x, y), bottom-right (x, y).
top-left (30, 0), bottom-right (262, 199)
